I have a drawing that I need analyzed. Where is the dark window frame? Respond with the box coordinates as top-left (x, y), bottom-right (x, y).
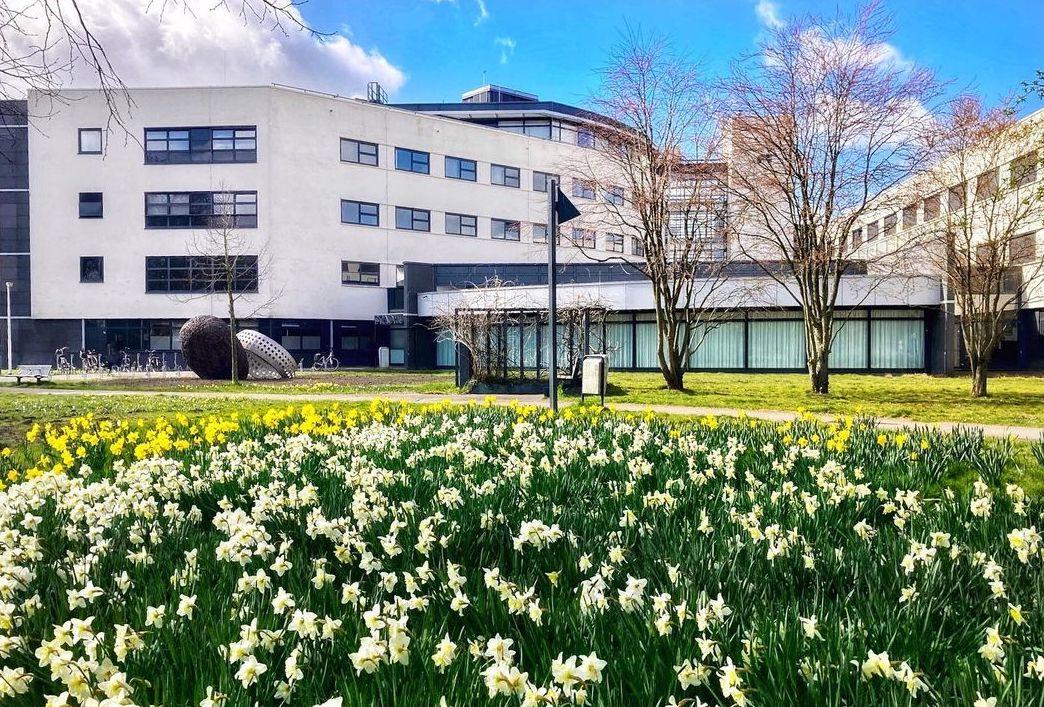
top-left (145, 191), bottom-right (257, 229)
top-left (572, 227), bottom-right (596, 249)
top-left (606, 233), bottom-right (625, 253)
top-left (341, 199), bottom-right (380, 227)
top-left (395, 206), bottom-right (431, 232)
top-left (631, 236), bottom-right (645, 257)
top-left (78, 128), bottom-right (103, 155)
top-left (79, 192), bottom-right (103, 219)
top-left (340, 138), bottom-right (379, 166)
top-left (341, 260), bottom-right (381, 286)
top-left (533, 171), bottom-right (558, 193)
top-left (532, 223), bottom-right (548, 243)
top-left (145, 255), bottom-right (259, 293)
top-left (573, 179), bottom-right (596, 200)
top-left (445, 212), bottom-right (478, 237)
top-left (395, 147), bottom-right (430, 174)
top-left (79, 256), bottom-right (104, 283)
top-left (144, 126), bottom-right (257, 164)
top-left (445, 156), bottom-right (477, 182)
top-left (491, 218), bottom-right (521, 241)
top-left (491, 164), bottom-right (521, 188)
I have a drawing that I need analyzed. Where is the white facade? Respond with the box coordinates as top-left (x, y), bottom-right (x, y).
top-left (26, 84), bottom-right (632, 323)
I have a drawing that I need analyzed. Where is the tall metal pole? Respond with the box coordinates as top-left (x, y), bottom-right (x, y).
top-left (547, 180), bottom-right (559, 412)
top-left (4, 282), bottom-right (12, 374)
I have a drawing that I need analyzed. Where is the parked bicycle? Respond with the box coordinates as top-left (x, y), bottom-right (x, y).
top-left (312, 350), bottom-right (340, 371)
top-left (54, 347), bottom-right (74, 375)
top-left (79, 349), bottom-right (102, 373)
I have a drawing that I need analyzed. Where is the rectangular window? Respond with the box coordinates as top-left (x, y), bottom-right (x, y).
top-left (850, 228), bottom-right (863, 248)
top-left (572, 179), bottom-right (596, 199)
top-left (604, 185), bottom-right (625, 206)
top-left (144, 126), bottom-right (256, 164)
top-left (571, 228), bottom-right (596, 249)
top-left (866, 220), bottom-right (879, 241)
top-left (341, 260), bottom-right (381, 286)
top-left (924, 194), bottom-right (941, 220)
top-left (395, 147), bottom-right (430, 174)
top-left (532, 223), bottom-right (548, 243)
top-left (948, 183), bottom-right (966, 211)
top-left (606, 233), bottom-right (625, 253)
top-left (445, 156), bottom-right (477, 181)
top-left (445, 212), bottom-right (477, 236)
top-left (577, 128), bottom-right (595, 148)
top-left (631, 236), bottom-right (645, 257)
top-left (1012, 232), bottom-right (1037, 266)
top-left (80, 256), bottom-right (103, 283)
top-left (902, 204), bottom-right (918, 229)
top-left (78, 128), bottom-right (102, 155)
top-left (533, 171), bottom-right (558, 193)
top-left (395, 206), bottom-right (431, 232)
top-left (340, 199), bottom-right (380, 227)
top-left (491, 164), bottom-right (520, 188)
top-left (1012, 152), bottom-right (1039, 187)
top-left (79, 192), bottom-right (103, 218)
top-left (145, 255), bottom-right (258, 293)
top-left (340, 138), bottom-right (379, 166)
top-left (976, 169), bottom-right (998, 200)
top-left (491, 218), bottom-right (521, 241)
top-left (884, 212), bottom-right (897, 238)
top-left (145, 191), bottom-right (257, 229)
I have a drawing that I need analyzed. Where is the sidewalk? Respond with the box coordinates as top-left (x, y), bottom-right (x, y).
top-left (2, 386), bottom-right (1042, 441)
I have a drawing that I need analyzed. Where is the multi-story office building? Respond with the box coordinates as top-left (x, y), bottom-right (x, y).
top-left (0, 83), bottom-right (1039, 373)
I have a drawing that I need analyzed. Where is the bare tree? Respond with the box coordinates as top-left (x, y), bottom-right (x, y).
top-left (917, 96), bottom-right (1043, 397)
top-left (723, 2), bottom-right (940, 394)
top-left (574, 30), bottom-right (742, 391)
top-left (1, 0), bottom-right (325, 132)
top-left (185, 196), bottom-right (281, 383)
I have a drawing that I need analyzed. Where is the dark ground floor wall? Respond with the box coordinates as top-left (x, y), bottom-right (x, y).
top-left (3, 309), bottom-right (1042, 374)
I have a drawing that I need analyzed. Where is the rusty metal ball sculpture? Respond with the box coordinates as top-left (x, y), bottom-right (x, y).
top-left (179, 315), bottom-right (250, 380)
top-left (237, 329), bottom-right (296, 379)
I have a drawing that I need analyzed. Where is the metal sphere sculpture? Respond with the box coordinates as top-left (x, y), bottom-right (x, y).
top-left (237, 329), bottom-right (296, 379)
top-left (179, 315), bottom-right (250, 380)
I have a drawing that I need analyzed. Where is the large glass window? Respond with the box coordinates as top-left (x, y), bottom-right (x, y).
top-left (446, 212), bottom-right (477, 236)
top-left (491, 219), bottom-right (520, 241)
top-left (145, 255), bottom-right (258, 293)
top-left (341, 200), bottom-right (380, 227)
top-left (395, 147), bottom-right (429, 174)
top-left (603, 185), bottom-right (625, 206)
top-left (79, 192), bottom-right (103, 218)
top-left (491, 164), bottom-right (520, 188)
top-left (631, 237), bottom-right (645, 257)
top-left (395, 206), bottom-right (430, 232)
top-left (79, 256), bottom-right (103, 283)
top-left (341, 260), bottom-right (381, 286)
top-left (532, 223), bottom-right (548, 243)
top-left (606, 233), bottom-right (624, 253)
top-left (145, 191), bottom-right (256, 229)
top-left (572, 179), bottom-right (596, 200)
top-left (445, 156), bottom-right (477, 181)
top-left (689, 321), bottom-right (745, 369)
top-left (571, 228), bottom-right (596, 249)
top-left (340, 138), bottom-right (378, 166)
top-left (144, 126), bottom-right (256, 164)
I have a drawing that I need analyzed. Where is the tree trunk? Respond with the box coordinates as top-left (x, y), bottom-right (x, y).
top-left (227, 288), bottom-right (239, 385)
top-left (971, 359), bottom-right (989, 398)
top-left (808, 356), bottom-right (830, 395)
top-left (662, 361), bottom-right (684, 391)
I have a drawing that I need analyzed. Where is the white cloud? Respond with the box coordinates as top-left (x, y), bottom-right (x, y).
top-left (473, 0), bottom-right (490, 26)
top-left (6, 0), bottom-right (405, 98)
top-left (755, 0), bottom-right (784, 29)
top-left (494, 37), bottom-right (516, 64)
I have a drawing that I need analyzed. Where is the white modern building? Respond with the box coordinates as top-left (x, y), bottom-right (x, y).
top-left (0, 83), bottom-right (1038, 372)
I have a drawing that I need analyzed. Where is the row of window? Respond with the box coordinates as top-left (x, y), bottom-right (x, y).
top-left (78, 255), bottom-right (261, 292)
top-left (77, 126), bottom-right (259, 164)
top-left (77, 191), bottom-right (259, 229)
top-left (340, 138), bottom-right (622, 200)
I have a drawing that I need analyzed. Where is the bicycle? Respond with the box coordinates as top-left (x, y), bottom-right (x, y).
top-left (54, 347), bottom-right (74, 375)
top-left (312, 350), bottom-right (339, 371)
top-left (79, 349), bottom-right (101, 374)
top-left (144, 349), bottom-right (162, 373)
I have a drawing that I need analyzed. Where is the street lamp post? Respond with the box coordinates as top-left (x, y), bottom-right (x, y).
top-left (4, 282), bottom-right (11, 375)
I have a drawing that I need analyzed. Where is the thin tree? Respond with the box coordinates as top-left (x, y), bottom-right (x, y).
top-left (918, 96), bottom-right (1043, 397)
top-left (723, 2), bottom-right (939, 394)
top-left (186, 196), bottom-right (281, 384)
top-left (573, 30), bottom-right (742, 391)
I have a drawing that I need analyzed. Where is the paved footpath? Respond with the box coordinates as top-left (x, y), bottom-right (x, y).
top-left (3, 386), bottom-right (1042, 441)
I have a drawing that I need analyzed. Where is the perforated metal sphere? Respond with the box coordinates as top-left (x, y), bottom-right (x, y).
top-left (236, 329), bottom-right (296, 379)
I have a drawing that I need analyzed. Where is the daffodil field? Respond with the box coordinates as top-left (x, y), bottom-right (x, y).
top-left (0, 401), bottom-right (1042, 706)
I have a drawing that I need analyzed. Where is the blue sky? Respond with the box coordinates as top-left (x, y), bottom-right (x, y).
top-left (304, 0), bottom-right (1043, 114)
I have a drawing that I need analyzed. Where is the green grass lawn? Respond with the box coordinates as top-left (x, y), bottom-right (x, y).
top-left (3, 368), bottom-right (457, 396)
top-left (571, 371), bottom-right (1044, 428)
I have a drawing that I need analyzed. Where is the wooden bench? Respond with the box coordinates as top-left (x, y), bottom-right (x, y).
top-left (13, 364), bottom-right (52, 384)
